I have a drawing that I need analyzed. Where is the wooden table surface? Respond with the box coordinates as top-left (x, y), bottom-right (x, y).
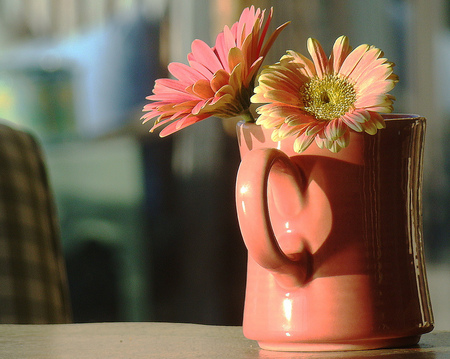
top-left (0, 323), bottom-right (448, 358)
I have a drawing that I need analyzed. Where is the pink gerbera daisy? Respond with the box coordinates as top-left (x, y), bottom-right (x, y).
top-left (142, 6), bottom-right (289, 137)
top-left (251, 35), bottom-right (398, 153)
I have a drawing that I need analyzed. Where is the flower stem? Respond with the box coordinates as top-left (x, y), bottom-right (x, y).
top-left (239, 108), bottom-right (255, 123)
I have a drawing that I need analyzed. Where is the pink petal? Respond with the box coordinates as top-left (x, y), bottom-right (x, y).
top-left (330, 35), bottom-right (351, 72)
top-left (190, 39), bottom-right (224, 74)
top-left (147, 92), bottom-right (192, 102)
top-left (149, 110), bottom-right (187, 130)
top-left (142, 6), bottom-right (289, 136)
top-left (284, 51), bottom-right (316, 78)
top-left (169, 102), bottom-right (199, 114)
top-left (257, 8), bottom-right (271, 53)
top-left (339, 44), bottom-right (370, 77)
top-left (305, 123), bottom-right (323, 136)
top-left (357, 79), bottom-right (396, 97)
top-left (210, 92), bottom-right (233, 106)
top-left (141, 112), bottom-right (158, 124)
top-left (168, 62), bottom-right (206, 83)
top-left (285, 113), bottom-right (314, 126)
top-left (365, 104), bottom-right (394, 113)
top-left (324, 119), bottom-right (346, 140)
top-left (355, 64), bottom-right (394, 91)
top-left (235, 6), bottom-right (257, 44)
top-left (369, 111), bottom-right (386, 129)
top-left (228, 62), bottom-right (243, 91)
top-left (150, 84), bottom-right (198, 101)
top-left (228, 47), bottom-right (245, 74)
top-left (256, 103), bottom-right (303, 119)
top-left (263, 89), bottom-right (299, 105)
top-left (223, 25), bottom-right (238, 53)
top-left (341, 114), bottom-right (364, 132)
top-left (346, 46), bottom-right (383, 81)
top-left (251, 89), bottom-right (267, 103)
top-left (215, 84), bottom-right (235, 97)
top-left (191, 79), bottom-right (215, 99)
top-left (241, 31), bottom-right (257, 70)
top-left (154, 78), bottom-right (188, 92)
top-left (358, 94), bottom-right (395, 112)
top-left (269, 129), bottom-right (281, 141)
top-left (163, 110), bottom-right (188, 123)
top-left (212, 32), bottom-right (229, 69)
top-left (362, 119), bottom-right (378, 135)
top-left (256, 115), bottom-right (283, 129)
top-left (159, 114), bottom-right (208, 137)
top-left (353, 109), bottom-right (371, 119)
top-left (274, 123), bottom-right (298, 138)
top-left (307, 38), bottom-right (329, 78)
top-left (246, 56), bottom-right (264, 86)
top-left (191, 99), bottom-right (209, 114)
top-left (188, 60), bottom-right (215, 80)
top-left (335, 129), bottom-right (350, 148)
top-left (346, 111), bottom-right (367, 123)
top-left (314, 134), bottom-right (328, 149)
top-left (354, 93), bottom-right (390, 108)
top-left (328, 141), bottom-right (343, 153)
top-left (210, 69), bottom-right (230, 92)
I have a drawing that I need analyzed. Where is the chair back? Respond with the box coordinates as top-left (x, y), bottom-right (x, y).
top-left (0, 121), bottom-right (71, 323)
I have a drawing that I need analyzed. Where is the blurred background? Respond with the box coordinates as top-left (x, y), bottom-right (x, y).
top-left (0, 0), bottom-right (448, 329)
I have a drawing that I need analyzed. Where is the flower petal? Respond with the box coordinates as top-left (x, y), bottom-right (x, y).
top-left (252, 35), bottom-right (397, 154)
top-left (228, 47), bottom-right (246, 75)
top-left (341, 114), bottom-right (364, 132)
top-left (294, 131), bottom-right (315, 153)
top-left (159, 114), bottom-right (209, 136)
top-left (168, 62), bottom-right (206, 83)
top-left (283, 50), bottom-right (316, 78)
top-left (191, 79), bottom-right (215, 99)
top-left (307, 38), bottom-right (329, 78)
top-left (324, 119), bottom-right (346, 141)
top-left (368, 111), bottom-right (386, 129)
top-left (190, 39), bottom-right (224, 74)
top-left (346, 46), bottom-right (383, 82)
top-left (142, 6), bottom-right (288, 136)
top-left (355, 63), bottom-right (396, 93)
top-left (338, 43), bottom-right (370, 77)
top-left (330, 35), bottom-right (352, 72)
top-left (336, 129), bottom-right (350, 148)
top-left (263, 89), bottom-right (300, 105)
top-left (358, 79), bottom-right (396, 97)
top-left (354, 93), bottom-right (392, 109)
top-left (210, 69), bottom-right (230, 92)
top-left (362, 119), bottom-right (378, 135)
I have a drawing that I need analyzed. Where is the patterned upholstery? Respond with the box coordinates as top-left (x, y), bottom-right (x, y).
top-left (0, 121), bottom-right (71, 323)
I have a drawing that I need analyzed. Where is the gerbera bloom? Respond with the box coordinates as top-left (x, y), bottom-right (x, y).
top-left (142, 6), bottom-right (289, 137)
top-left (251, 35), bottom-right (398, 153)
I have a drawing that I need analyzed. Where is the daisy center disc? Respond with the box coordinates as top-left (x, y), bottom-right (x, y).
top-left (301, 75), bottom-right (356, 121)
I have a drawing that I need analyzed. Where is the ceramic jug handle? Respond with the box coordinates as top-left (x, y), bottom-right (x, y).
top-left (236, 148), bottom-right (310, 289)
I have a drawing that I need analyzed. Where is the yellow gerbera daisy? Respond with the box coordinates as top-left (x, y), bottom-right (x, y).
top-left (251, 35), bottom-right (398, 153)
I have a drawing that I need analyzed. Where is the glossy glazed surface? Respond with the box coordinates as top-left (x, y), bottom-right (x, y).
top-left (235, 114), bottom-right (434, 351)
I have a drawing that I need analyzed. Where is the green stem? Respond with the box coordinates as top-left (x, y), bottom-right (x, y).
top-left (239, 108), bottom-right (255, 123)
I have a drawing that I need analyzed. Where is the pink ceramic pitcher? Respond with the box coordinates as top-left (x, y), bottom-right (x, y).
top-left (235, 114), bottom-right (434, 351)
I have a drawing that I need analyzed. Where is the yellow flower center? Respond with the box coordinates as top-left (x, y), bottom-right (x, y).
top-left (301, 75), bottom-right (356, 121)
